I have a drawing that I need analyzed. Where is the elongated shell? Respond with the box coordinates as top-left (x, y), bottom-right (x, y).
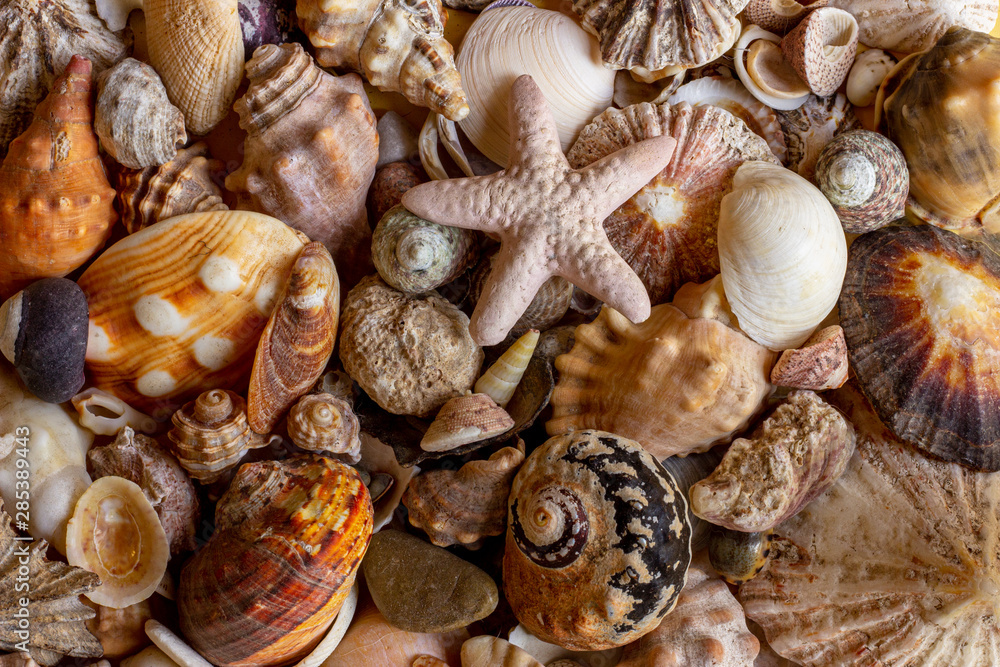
top-left (780, 8), bottom-right (858, 97)
top-left (718, 161), bottom-right (847, 350)
top-left (825, 0), bottom-right (998, 53)
top-left (287, 393), bottom-right (362, 463)
top-left (475, 330), bottom-right (539, 408)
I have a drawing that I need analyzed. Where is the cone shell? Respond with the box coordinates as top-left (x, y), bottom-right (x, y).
top-left (780, 8), bottom-right (858, 97)
top-left (0, 56), bottom-right (117, 299)
top-left (475, 330), bottom-right (539, 408)
top-left (287, 393), bottom-right (362, 463)
top-left (776, 92), bottom-right (859, 180)
top-left (825, 0), bottom-right (998, 53)
top-left (504, 430), bottom-right (692, 651)
top-left (548, 299), bottom-right (776, 459)
top-left (248, 242), bottom-right (340, 434)
top-left (567, 101), bottom-right (777, 305)
top-left (419, 393), bottom-right (514, 452)
top-left (78, 210), bottom-right (306, 416)
top-left (145, 0), bottom-right (244, 135)
top-left (178, 456), bottom-right (373, 667)
top-left (225, 42), bottom-right (377, 288)
top-left (770, 324), bottom-right (849, 390)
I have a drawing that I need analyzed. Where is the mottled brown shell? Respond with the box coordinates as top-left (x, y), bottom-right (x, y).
top-left (770, 324), bottom-right (849, 390)
top-left (504, 430), bottom-right (692, 651)
top-left (287, 393), bottom-right (361, 464)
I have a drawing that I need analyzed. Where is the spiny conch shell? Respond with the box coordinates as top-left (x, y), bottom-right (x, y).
top-left (87, 426), bottom-right (201, 557)
top-left (718, 161), bottom-right (848, 350)
top-left (814, 129), bottom-right (908, 234)
top-left (373, 204), bottom-right (479, 294)
top-left (505, 430), bottom-right (692, 651)
top-left (468, 251), bottom-right (574, 337)
top-left (168, 389), bottom-right (269, 483)
top-left (225, 42), bottom-right (378, 289)
top-left (567, 101), bottom-right (777, 305)
top-left (419, 392), bottom-right (515, 452)
top-left (572, 0), bottom-right (749, 82)
top-left (548, 293), bottom-right (777, 459)
top-left (115, 142), bottom-right (227, 235)
top-left (690, 390), bottom-right (856, 532)
top-left (402, 444), bottom-right (525, 548)
top-left (617, 561), bottom-right (760, 666)
top-left (739, 380), bottom-right (1000, 667)
top-left (475, 329), bottom-right (539, 408)
top-left (455, 6), bottom-right (615, 168)
top-left (0, 56), bottom-right (117, 300)
top-left (461, 637), bottom-right (543, 667)
top-left (0, 502), bottom-right (103, 666)
top-left (248, 242), bottom-right (340, 434)
top-left (845, 48), bottom-right (897, 107)
top-left (145, 0), bottom-right (244, 135)
top-left (708, 526), bottom-right (774, 585)
top-left (733, 26), bottom-right (811, 111)
top-left (297, 0), bottom-right (468, 120)
top-left (667, 76), bottom-right (787, 163)
top-left (78, 210), bottom-right (306, 416)
top-left (71, 388), bottom-right (159, 437)
top-left (65, 476), bottom-right (170, 609)
top-left (95, 58), bottom-right (186, 170)
top-left (179, 456), bottom-right (373, 667)
top-left (776, 92), bottom-right (858, 180)
top-left (770, 324), bottom-right (849, 391)
top-left (0, 0), bottom-right (126, 156)
top-left (660, 448), bottom-right (725, 552)
top-left (743, 0), bottom-right (821, 34)
top-left (287, 393), bottom-right (362, 464)
top-left (780, 7), bottom-right (858, 97)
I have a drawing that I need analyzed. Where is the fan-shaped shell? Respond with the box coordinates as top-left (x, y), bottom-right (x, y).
top-left (567, 101), bottom-right (777, 305)
top-left (825, 0), bottom-right (998, 53)
top-left (505, 430), bottom-right (692, 651)
top-left (718, 161), bottom-right (848, 350)
top-left (287, 393), bottom-right (362, 463)
top-left (572, 0), bottom-right (749, 82)
top-left (178, 456), bottom-right (373, 667)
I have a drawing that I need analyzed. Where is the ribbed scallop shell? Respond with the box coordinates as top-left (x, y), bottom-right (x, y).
top-left (475, 330), bottom-right (539, 408)
top-left (145, 0), bottom-right (244, 136)
top-left (420, 393), bottom-right (514, 452)
top-left (825, 0), bottom-right (998, 53)
top-left (179, 456), bottom-right (373, 667)
top-left (78, 210), bottom-right (306, 416)
top-left (780, 8), bottom-right (858, 98)
top-left (287, 393), bottom-right (361, 463)
top-left (572, 0), bottom-right (749, 81)
top-left (248, 242), bottom-right (340, 434)
top-left (740, 380), bottom-right (1000, 666)
top-left (504, 430), bottom-right (692, 651)
top-left (567, 102), bottom-right (777, 305)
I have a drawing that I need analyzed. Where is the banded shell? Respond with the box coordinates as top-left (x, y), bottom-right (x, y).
top-left (770, 324), bottom-right (849, 390)
top-left (505, 430), bottom-right (692, 651)
top-left (419, 393), bottom-right (514, 452)
top-left (780, 8), bottom-right (858, 97)
top-left (572, 0), bottom-right (749, 82)
top-left (475, 329), bottom-right (539, 408)
top-left (846, 48), bottom-right (897, 107)
top-left (468, 251), bottom-right (574, 336)
top-left (825, 0), bottom-right (998, 53)
top-left (95, 58), bottom-right (186, 169)
top-left (248, 242), bottom-right (340, 434)
top-left (78, 210), bottom-right (306, 416)
top-left (661, 448), bottom-right (725, 552)
top-left (733, 26), bottom-right (811, 112)
top-left (373, 204), bottom-right (479, 294)
top-left (145, 0), bottom-right (244, 135)
top-left (179, 456), bottom-right (373, 667)
top-left (65, 476), bottom-right (170, 609)
top-left (287, 393), bottom-right (362, 464)
top-left (776, 92), bottom-right (858, 180)
top-left (567, 101), bottom-right (777, 305)
top-left (71, 388), bottom-right (158, 436)
top-left (708, 527), bottom-right (774, 585)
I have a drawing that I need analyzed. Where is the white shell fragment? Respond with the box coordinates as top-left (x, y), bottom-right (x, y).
top-left (846, 48), bottom-right (897, 107)
top-left (733, 25), bottom-right (811, 111)
top-left (145, 621), bottom-right (212, 667)
top-left (71, 388), bottom-right (158, 436)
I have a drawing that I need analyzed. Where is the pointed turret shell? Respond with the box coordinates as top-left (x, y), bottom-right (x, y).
top-left (475, 330), bottom-right (539, 408)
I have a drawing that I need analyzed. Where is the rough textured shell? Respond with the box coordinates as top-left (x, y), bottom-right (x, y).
top-left (95, 58), bottom-right (186, 169)
top-left (339, 275), bottom-right (483, 417)
top-left (690, 390), bottom-right (856, 532)
top-left (475, 329), bottom-right (540, 408)
top-left (0, 56), bottom-right (117, 300)
top-left (780, 8), bottom-right (858, 97)
top-left (776, 92), bottom-right (858, 180)
top-left (718, 161), bottom-right (848, 350)
top-left (145, 0), bottom-right (244, 135)
top-left (168, 390), bottom-right (268, 482)
top-left (770, 324), bottom-right (849, 390)
top-left (567, 101), bottom-right (777, 305)
top-left (572, 0), bottom-right (749, 81)
top-left (825, 0), bottom-right (998, 52)
top-left (78, 210), bottom-right (306, 416)
top-left (72, 388), bottom-right (158, 436)
top-left (419, 393), bottom-right (514, 452)
top-left (740, 381), bottom-right (1000, 666)
top-left (468, 251), bottom-right (574, 337)
top-left (287, 393), bottom-right (362, 464)
top-left (548, 299), bottom-right (776, 459)
top-left (226, 43), bottom-right (377, 288)
top-left (179, 456), bottom-right (373, 667)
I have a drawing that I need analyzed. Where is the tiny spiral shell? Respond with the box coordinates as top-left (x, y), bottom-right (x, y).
top-left (287, 393), bottom-right (362, 464)
top-left (474, 329), bottom-right (539, 408)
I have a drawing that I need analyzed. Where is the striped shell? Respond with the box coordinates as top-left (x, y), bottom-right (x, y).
top-left (474, 330), bottom-right (539, 408)
top-left (780, 8), bottom-right (858, 98)
top-left (743, 0), bottom-right (816, 33)
top-left (287, 393), bottom-right (361, 464)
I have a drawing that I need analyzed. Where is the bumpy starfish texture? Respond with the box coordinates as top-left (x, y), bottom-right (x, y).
top-left (401, 75), bottom-right (677, 346)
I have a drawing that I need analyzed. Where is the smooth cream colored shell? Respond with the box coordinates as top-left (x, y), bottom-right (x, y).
top-left (456, 6), bottom-right (615, 168)
top-left (718, 161), bottom-right (847, 350)
top-left (846, 48), bottom-right (896, 107)
top-left (474, 330), bottom-right (539, 408)
top-left (733, 26), bottom-right (811, 112)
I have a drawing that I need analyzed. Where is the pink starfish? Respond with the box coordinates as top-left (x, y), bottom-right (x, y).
top-left (402, 75), bottom-right (677, 346)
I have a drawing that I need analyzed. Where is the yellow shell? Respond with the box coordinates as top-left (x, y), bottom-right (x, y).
top-left (474, 330), bottom-right (539, 408)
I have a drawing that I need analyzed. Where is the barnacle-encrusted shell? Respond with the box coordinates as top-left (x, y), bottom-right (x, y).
top-left (572, 0), bottom-right (749, 81)
top-left (65, 476), bottom-right (170, 609)
top-left (839, 224), bottom-right (1000, 471)
top-left (95, 59), bottom-right (186, 169)
top-left (475, 330), bottom-right (539, 409)
top-left (825, 0), bottom-right (998, 53)
top-left (567, 102), bottom-right (776, 305)
top-left (373, 204), bottom-right (479, 294)
top-left (339, 275), bottom-right (483, 417)
top-left (287, 393), bottom-right (362, 464)
top-left (403, 445), bottom-right (524, 548)
top-left (776, 92), bottom-right (858, 180)
top-left (420, 393), bottom-right (514, 452)
top-left (145, 0), bottom-right (244, 135)
top-left (72, 388), bottom-right (158, 436)
top-left (468, 251), bottom-right (574, 336)
top-left (780, 8), bottom-right (858, 97)
top-left (815, 129), bottom-right (908, 233)
top-left (178, 456), bottom-right (373, 667)
top-left (690, 390), bottom-right (856, 531)
top-left (846, 48), bottom-right (897, 107)
top-left (739, 380), bottom-right (1000, 666)
top-left (770, 324), bottom-right (849, 390)
top-left (505, 430), bottom-right (692, 651)
top-left (78, 210), bottom-right (306, 415)
top-left (708, 526), bottom-right (774, 585)
top-left (548, 298), bottom-right (776, 459)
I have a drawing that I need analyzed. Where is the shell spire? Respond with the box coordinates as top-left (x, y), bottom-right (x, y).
top-left (474, 330), bottom-right (539, 408)
top-left (235, 40), bottom-right (324, 135)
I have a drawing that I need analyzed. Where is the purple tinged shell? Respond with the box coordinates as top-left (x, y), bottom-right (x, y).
top-left (238, 0), bottom-right (299, 54)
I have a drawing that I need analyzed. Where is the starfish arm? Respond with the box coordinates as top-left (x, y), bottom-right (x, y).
top-left (561, 241), bottom-right (651, 325)
top-left (468, 240), bottom-right (553, 346)
top-left (401, 174), bottom-right (503, 233)
top-left (506, 75), bottom-right (567, 171)
top-left (578, 135), bottom-right (677, 220)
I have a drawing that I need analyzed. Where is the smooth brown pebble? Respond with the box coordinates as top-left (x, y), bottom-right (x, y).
top-left (369, 161), bottom-right (425, 226)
